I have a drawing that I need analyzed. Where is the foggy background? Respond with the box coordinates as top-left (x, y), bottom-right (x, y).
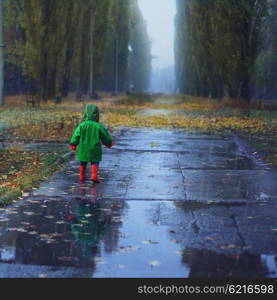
top-left (138, 0), bottom-right (176, 94)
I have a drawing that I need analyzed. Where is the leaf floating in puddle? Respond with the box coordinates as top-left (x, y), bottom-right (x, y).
top-left (94, 257), bottom-right (106, 264)
top-left (142, 240), bottom-right (160, 245)
top-left (23, 211), bottom-right (36, 216)
top-left (149, 260), bottom-right (161, 267)
top-left (56, 221), bottom-right (66, 224)
top-left (117, 246), bottom-right (140, 253)
top-left (207, 201), bottom-right (216, 204)
top-left (21, 222), bottom-right (31, 226)
top-left (52, 233), bottom-right (63, 238)
top-left (28, 231), bottom-right (38, 235)
top-left (6, 227), bottom-right (27, 233)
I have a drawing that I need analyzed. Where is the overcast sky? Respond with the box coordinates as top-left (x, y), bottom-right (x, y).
top-left (138, 0), bottom-right (176, 71)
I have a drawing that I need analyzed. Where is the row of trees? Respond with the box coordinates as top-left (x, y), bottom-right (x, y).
top-left (254, 0), bottom-right (277, 99)
top-left (175, 0), bottom-right (276, 102)
top-left (3, 0), bottom-right (151, 102)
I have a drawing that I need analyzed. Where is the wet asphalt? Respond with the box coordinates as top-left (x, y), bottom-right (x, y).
top-left (0, 127), bottom-right (277, 278)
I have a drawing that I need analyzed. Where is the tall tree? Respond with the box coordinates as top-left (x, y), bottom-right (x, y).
top-left (3, 0), bottom-right (150, 100)
top-left (0, 0), bottom-right (4, 105)
top-left (175, 0), bottom-right (268, 103)
top-left (128, 0), bottom-right (152, 93)
top-left (254, 0), bottom-right (277, 99)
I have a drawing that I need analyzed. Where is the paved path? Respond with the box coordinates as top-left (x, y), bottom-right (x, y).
top-left (0, 127), bottom-right (276, 278)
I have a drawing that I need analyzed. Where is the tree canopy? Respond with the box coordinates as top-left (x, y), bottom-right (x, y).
top-left (175, 0), bottom-right (270, 103)
top-left (3, 0), bottom-right (152, 100)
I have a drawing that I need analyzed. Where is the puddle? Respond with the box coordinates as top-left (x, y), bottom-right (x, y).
top-left (0, 197), bottom-right (276, 278)
top-left (0, 128), bottom-right (275, 277)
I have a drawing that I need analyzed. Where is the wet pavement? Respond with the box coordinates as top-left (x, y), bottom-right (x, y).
top-left (0, 127), bottom-right (277, 278)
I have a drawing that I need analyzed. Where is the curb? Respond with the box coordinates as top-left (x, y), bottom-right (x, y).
top-left (56, 151), bottom-right (75, 165)
top-left (232, 132), bottom-right (273, 170)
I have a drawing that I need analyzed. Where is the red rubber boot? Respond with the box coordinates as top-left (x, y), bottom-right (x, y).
top-left (91, 165), bottom-right (100, 183)
top-left (80, 166), bottom-right (86, 182)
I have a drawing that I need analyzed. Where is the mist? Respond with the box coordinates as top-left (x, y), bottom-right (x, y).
top-left (138, 0), bottom-right (176, 94)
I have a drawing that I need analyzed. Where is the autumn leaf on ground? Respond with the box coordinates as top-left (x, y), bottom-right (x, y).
top-left (206, 237), bottom-right (216, 241)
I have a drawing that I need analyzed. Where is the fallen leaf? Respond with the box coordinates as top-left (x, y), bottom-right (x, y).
top-left (23, 211), bottom-right (36, 216)
top-left (56, 221), bottom-right (66, 224)
top-left (117, 246), bottom-right (140, 253)
top-left (28, 231), bottom-right (38, 235)
top-left (94, 257), bottom-right (106, 264)
top-left (206, 237), bottom-right (215, 241)
top-left (149, 260), bottom-right (161, 267)
top-left (142, 240), bottom-right (159, 245)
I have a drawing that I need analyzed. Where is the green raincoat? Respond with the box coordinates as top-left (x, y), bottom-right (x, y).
top-left (70, 104), bottom-right (112, 162)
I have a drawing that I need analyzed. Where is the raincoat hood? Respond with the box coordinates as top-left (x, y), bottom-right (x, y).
top-left (82, 104), bottom-right (99, 122)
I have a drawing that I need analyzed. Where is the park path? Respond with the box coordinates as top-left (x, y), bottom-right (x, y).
top-left (0, 104), bottom-right (276, 277)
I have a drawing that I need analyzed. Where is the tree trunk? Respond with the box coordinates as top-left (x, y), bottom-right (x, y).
top-left (0, 0), bottom-right (4, 105)
top-left (89, 11), bottom-right (96, 98)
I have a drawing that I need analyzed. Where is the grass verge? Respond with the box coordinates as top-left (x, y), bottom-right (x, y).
top-left (0, 149), bottom-right (71, 206)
